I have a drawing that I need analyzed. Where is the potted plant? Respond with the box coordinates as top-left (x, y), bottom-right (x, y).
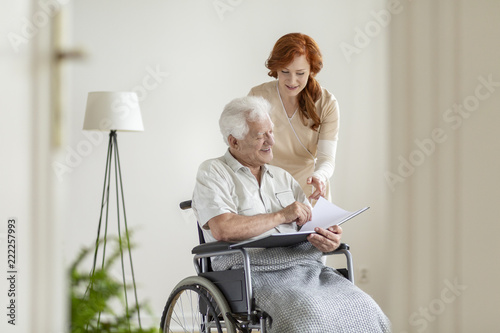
top-left (69, 237), bottom-right (157, 333)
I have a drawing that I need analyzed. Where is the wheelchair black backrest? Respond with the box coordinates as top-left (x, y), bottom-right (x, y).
top-left (180, 199), bottom-right (205, 242)
top-left (195, 213), bottom-right (214, 272)
top-left (181, 199), bottom-right (229, 277)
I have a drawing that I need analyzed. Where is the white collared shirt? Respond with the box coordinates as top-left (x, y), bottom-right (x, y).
top-left (193, 149), bottom-right (310, 243)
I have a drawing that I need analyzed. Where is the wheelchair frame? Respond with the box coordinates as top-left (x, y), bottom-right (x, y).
top-left (160, 201), bottom-right (354, 333)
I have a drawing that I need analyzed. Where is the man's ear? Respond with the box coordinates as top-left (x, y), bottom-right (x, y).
top-left (228, 135), bottom-right (238, 149)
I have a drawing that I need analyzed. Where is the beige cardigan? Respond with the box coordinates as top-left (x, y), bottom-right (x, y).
top-left (249, 80), bottom-right (339, 199)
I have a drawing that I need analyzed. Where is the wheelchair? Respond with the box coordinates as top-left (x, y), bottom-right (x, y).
top-left (159, 200), bottom-right (355, 333)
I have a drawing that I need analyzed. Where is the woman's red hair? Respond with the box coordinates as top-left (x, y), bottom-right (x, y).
top-left (266, 33), bottom-right (323, 131)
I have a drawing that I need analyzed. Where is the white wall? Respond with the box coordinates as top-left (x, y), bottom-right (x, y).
top-left (60, 0), bottom-right (390, 329)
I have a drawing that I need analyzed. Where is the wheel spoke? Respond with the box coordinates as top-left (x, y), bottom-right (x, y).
top-left (160, 277), bottom-right (234, 333)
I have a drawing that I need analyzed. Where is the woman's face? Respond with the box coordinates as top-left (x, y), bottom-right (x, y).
top-left (277, 54), bottom-right (311, 99)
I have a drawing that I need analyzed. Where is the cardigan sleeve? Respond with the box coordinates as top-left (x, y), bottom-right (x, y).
top-left (312, 89), bottom-right (340, 182)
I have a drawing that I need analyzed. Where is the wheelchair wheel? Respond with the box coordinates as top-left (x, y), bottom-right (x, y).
top-left (160, 276), bottom-right (236, 333)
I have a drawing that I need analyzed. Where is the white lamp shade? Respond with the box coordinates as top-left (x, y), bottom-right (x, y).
top-left (83, 91), bottom-right (144, 131)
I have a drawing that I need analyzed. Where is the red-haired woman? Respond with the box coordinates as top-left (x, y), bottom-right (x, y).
top-left (249, 33), bottom-right (339, 202)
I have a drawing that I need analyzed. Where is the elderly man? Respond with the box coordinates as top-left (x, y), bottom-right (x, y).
top-left (193, 96), bottom-right (390, 333)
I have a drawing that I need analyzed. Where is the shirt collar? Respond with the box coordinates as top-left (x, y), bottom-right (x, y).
top-left (223, 149), bottom-right (273, 177)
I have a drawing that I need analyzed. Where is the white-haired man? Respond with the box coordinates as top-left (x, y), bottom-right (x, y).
top-left (193, 96), bottom-right (390, 333)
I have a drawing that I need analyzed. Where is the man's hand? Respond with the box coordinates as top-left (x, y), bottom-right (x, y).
top-left (208, 201), bottom-right (312, 242)
top-left (307, 225), bottom-right (342, 253)
top-left (280, 201), bottom-right (312, 226)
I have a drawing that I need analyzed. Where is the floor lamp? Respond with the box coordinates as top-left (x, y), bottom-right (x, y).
top-left (83, 91), bottom-right (144, 329)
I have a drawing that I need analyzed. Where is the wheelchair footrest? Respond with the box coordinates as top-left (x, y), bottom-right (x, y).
top-left (226, 310), bottom-right (271, 333)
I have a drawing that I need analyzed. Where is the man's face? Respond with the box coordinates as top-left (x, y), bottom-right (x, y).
top-left (231, 116), bottom-right (275, 169)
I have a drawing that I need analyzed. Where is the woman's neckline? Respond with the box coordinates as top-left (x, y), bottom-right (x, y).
top-left (276, 81), bottom-right (298, 119)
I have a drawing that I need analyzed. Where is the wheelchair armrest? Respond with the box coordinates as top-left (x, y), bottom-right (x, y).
top-left (192, 241), bottom-right (233, 255)
top-left (180, 200), bottom-right (192, 210)
top-left (193, 241), bottom-right (349, 255)
top-left (323, 243), bottom-right (354, 283)
top-left (191, 241), bottom-right (250, 276)
top-left (325, 242), bottom-right (349, 254)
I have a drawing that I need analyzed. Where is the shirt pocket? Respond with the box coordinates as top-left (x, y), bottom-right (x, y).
top-left (275, 190), bottom-right (295, 208)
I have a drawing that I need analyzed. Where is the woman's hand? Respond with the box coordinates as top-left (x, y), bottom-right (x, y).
top-left (307, 176), bottom-right (326, 200)
top-left (307, 225), bottom-right (342, 253)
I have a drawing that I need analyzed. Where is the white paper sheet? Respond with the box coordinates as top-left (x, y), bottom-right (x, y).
top-left (299, 197), bottom-right (369, 232)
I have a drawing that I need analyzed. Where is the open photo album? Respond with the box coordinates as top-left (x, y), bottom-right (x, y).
top-left (230, 197), bottom-right (369, 249)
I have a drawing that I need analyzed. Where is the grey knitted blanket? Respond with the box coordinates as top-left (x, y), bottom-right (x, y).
top-left (212, 242), bottom-right (391, 333)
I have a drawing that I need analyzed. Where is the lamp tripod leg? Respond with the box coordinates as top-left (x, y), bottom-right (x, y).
top-left (113, 131), bottom-right (142, 329)
top-left (86, 130), bottom-right (142, 329)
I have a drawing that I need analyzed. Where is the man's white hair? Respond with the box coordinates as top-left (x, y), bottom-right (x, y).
top-left (219, 96), bottom-right (272, 146)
